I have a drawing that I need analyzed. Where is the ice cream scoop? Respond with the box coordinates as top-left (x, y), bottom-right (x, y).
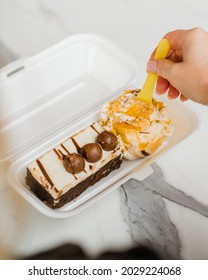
top-left (99, 89), bottom-right (173, 160)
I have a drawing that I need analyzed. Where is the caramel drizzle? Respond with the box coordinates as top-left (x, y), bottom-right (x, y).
top-left (90, 123), bottom-right (99, 134)
top-left (36, 159), bottom-right (54, 187)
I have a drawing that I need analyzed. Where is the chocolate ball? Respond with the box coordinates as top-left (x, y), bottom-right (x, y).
top-left (80, 143), bottom-right (102, 163)
top-left (63, 153), bottom-right (85, 174)
top-left (97, 131), bottom-right (118, 151)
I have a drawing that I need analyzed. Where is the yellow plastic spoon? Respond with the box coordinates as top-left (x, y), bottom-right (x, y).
top-left (137, 38), bottom-right (171, 104)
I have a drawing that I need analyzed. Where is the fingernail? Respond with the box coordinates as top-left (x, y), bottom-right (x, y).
top-left (180, 96), bottom-right (188, 102)
top-left (146, 60), bottom-right (157, 73)
top-left (168, 95), bottom-right (173, 100)
top-left (155, 89), bottom-right (162, 95)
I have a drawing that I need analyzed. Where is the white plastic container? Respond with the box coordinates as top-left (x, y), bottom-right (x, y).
top-left (0, 34), bottom-right (199, 218)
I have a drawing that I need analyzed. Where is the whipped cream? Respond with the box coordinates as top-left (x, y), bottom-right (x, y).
top-left (99, 89), bottom-right (174, 160)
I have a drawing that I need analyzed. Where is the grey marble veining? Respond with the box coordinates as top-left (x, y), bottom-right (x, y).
top-left (121, 163), bottom-right (208, 259)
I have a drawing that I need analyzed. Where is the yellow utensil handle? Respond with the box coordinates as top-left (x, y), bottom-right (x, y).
top-left (138, 73), bottom-right (157, 103)
top-left (137, 38), bottom-right (170, 104)
top-left (154, 38), bottom-right (170, 60)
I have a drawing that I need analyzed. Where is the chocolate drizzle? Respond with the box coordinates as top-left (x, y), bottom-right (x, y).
top-left (71, 137), bottom-right (80, 153)
top-left (141, 150), bottom-right (150, 156)
top-left (57, 149), bottom-right (65, 159)
top-left (61, 144), bottom-right (70, 155)
top-left (36, 159), bottom-right (54, 187)
top-left (32, 123), bottom-right (120, 198)
top-left (26, 155), bottom-right (122, 209)
top-left (54, 188), bottom-right (59, 193)
top-left (140, 132), bottom-right (150, 134)
top-left (90, 123), bottom-right (99, 134)
top-left (53, 149), bottom-right (61, 159)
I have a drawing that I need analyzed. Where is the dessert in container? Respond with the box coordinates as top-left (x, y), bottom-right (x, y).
top-left (0, 34), bottom-right (199, 218)
top-left (99, 89), bottom-right (174, 160)
top-left (25, 121), bottom-right (123, 209)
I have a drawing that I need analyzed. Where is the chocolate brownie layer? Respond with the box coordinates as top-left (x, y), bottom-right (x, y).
top-left (26, 155), bottom-right (122, 209)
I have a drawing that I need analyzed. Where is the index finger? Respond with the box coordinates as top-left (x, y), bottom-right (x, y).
top-left (164, 29), bottom-right (190, 50)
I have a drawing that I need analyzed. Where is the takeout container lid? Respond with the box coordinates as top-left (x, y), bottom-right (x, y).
top-left (0, 33), bottom-right (138, 162)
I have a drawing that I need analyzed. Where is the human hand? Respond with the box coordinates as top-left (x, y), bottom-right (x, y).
top-left (146, 28), bottom-right (208, 105)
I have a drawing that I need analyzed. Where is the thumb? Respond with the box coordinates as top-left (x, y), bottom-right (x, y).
top-left (147, 59), bottom-right (176, 81)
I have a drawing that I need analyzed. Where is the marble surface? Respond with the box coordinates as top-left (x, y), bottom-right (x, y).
top-left (1, 0), bottom-right (208, 260)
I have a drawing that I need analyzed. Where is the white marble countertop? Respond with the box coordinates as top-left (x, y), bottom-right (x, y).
top-left (0, 0), bottom-right (208, 260)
